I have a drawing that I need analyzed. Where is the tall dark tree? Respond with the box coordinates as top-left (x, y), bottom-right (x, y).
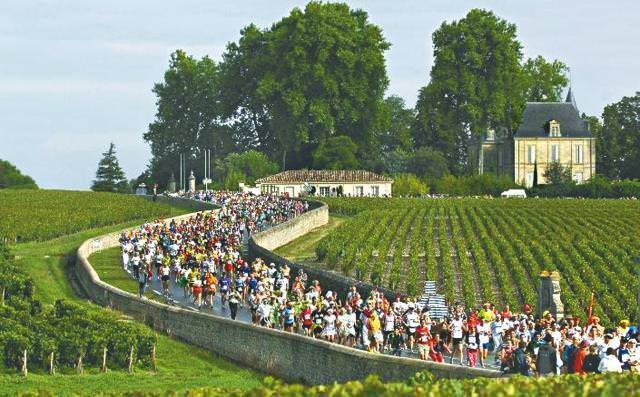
top-left (522, 56), bottom-right (569, 102)
top-left (0, 159), bottom-right (38, 189)
top-left (218, 2), bottom-right (390, 170)
top-left (144, 50), bottom-right (233, 185)
top-left (91, 143), bottom-right (128, 193)
top-left (413, 9), bottom-right (527, 175)
top-left (597, 92), bottom-right (640, 179)
top-left (312, 136), bottom-right (359, 170)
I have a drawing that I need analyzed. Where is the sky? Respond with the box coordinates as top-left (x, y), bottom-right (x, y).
top-left (1, 1), bottom-right (638, 190)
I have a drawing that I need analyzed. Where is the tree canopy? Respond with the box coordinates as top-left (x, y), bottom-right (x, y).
top-left (522, 56), bottom-right (569, 102)
top-left (413, 9), bottom-right (570, 176)
top-left (596, 92), bottom-right (640, 179)
top-left (91, 143), bottom-right (128, 193)
top-left (0, 160), bottom-right (38, 189)
top-left (218, 2), bottom-right (390, 170)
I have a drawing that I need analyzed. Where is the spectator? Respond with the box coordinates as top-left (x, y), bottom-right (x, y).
top-left (598, 348), bottom-right (623, 373)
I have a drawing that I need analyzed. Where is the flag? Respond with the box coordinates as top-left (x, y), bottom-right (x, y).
top-left (586, 292), bottom-right (595, 325)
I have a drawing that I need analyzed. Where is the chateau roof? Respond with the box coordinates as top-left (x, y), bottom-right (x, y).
top-left (514, 101), bottom-right (592, 138)
top-left (256, 170), bottom-right (393, 184)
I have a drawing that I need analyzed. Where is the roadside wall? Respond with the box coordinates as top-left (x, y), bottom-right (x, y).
top-left (74, 203), bottom-right (501, 385)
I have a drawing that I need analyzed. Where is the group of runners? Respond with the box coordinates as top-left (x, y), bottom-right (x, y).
top-left (119, 191), bottom-right (640, 374)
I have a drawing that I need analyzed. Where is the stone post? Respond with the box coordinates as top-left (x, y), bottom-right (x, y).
top-left (188, 170), bottom-right (196, 193)
top-left (167, 173), bottom-right (176, 193)
top-left (538, 271), bottom-right (564, 320)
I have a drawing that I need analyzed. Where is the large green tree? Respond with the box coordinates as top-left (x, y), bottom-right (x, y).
top-left (377, 95), bottom-right (414, 152)
top-left (312, 135), bottom-right (359, 170)
top-left (597, 92), bottom-right (640, 179)
top-left (522, 56), bottom-right (569, 102)
top-left (144, 50), bottom-right (233, 185)
top-left (91, 143), bottom-right (128, 193)
top-left (218, 2), bottom-right (390, 170)
top-left (413, 9), bottom-right (527, 175)
top-left (0, 160), bottom-right (38, 189)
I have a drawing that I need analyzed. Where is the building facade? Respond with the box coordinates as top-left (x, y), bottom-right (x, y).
top-left (478, 90), bottom-right (596, 187)
top-left (255, 169), bottom-right (393, 197)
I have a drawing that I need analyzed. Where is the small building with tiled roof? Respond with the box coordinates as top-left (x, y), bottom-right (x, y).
top-left (475, 89), bottom-right (596, 187)
top-left (255, 169), bottom-right (393, 197)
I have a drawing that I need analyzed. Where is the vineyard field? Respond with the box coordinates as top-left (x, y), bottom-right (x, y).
top-left (0, 190), bottom-right (183, 242)
top-left (316, 197), bottom-right (640, 325)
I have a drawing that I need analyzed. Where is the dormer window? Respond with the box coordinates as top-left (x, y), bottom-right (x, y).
top-left (549, 120), bottom-right (561, 137)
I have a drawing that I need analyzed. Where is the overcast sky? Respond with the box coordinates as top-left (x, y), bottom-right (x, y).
top-left (1, 1), bottom-right (638, 190)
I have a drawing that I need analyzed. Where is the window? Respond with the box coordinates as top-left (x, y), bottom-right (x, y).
top-left (527, 145), bottom-right (536, 164)
top-left (355, 186), bottom-right (364, 196)
top-left (575, 144), bottom-right (584, 164)
top-left (319, 186), bottom-right (330, 196)
top-left (573, 172), bottom-right (584, 184)
top-left (526, 172), bottom-right (535, 188)
top-left (371, 186), bottom-right (379, 197)
top-left (551, 144), bottom-right (559, 162)
top-left (549, 120), bottom-right (561, 137)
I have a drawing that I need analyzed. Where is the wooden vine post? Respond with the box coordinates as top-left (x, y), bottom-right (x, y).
top-left (49, 351), bottom-right (55, 375)
top-left (1, 286), bottom-right (5, 307)
top-left (151, 344), bottom-right (157, 373)
top-left (21, 349), bottom-right (28, 376)
top-left (127, 345), bottom-right (134, 374)
top-left (101, 347), bottom-right (108, 373)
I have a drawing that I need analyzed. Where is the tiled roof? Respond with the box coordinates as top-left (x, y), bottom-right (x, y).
top-left (256, 170), bottom-right (393, 184)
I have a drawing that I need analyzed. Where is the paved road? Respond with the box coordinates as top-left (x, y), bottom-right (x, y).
top-left (130, 269), bottom-right (501, 370)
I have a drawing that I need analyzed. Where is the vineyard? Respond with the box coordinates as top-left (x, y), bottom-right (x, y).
top-left (0, 248), bottom-right (157, 375)
top-left (0, 190), bottom-right (180, 243)
top-left (316, 197), bottom-right (640, 325)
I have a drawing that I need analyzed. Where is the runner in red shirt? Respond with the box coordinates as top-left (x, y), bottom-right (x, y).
top-left (415, 319), bottom-right (432, 360)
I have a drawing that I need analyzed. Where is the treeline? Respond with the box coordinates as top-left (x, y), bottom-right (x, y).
top-left (142, 3), bottom-right (592, 188)
top-left (0, 245), bottom-right (156, 375)
top-left (530, 177), bottom-right (640, 199)
top-left (0, 159), bottom-right (38, 189)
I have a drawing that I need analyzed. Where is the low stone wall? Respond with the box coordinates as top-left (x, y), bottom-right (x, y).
top-left (74, 204), bottom-right (501, 385)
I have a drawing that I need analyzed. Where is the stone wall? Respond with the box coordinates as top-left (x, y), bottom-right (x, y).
top-left (74, 204), bottom-right (501, 385)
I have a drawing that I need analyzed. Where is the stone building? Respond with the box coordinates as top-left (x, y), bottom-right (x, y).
top-left (477, 89), bottom-right (596, 187)
top-left (255, 169), bottom-right (393, 197)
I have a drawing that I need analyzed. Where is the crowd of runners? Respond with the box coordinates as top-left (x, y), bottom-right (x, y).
top-left (119, 191), bottom-right (639, 375)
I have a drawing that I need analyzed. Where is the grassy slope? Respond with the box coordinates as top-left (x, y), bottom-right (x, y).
top-left (274, 215), bottom-right (346, 262)
top-left (1, 214), bottom-right (262, 395)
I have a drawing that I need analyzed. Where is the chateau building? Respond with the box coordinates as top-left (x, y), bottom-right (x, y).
top-left (255, 169), bottom-right (393, 197)
top-left (477, 89), bottom-right (596, 187)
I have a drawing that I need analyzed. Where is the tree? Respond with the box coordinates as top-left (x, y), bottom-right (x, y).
top-left (392, 173), bottom-right (428, 197)
top-left (406, 147), bottom-right (449, 180)
top-left (218, 2), bottom-right (390, 170)
top-left (144, 50), bottom-right (232, 185)
top-left (0, 159), bottom-right (38, 189)
top-left (212, 150), bottom-right (279, 190)
top-left (597, 92), bottom-right (640, 179)
top-left (522, 56), bottom-right (569, 102)
top-left (91, 143), bottom-right (128, 193)
top-left (543, 161), bottom-right (573, 185)
top-left (413, 9), bottom-right (527, 175)
top-left (377, 95), bottom-right (414, 152)
top-left (312, 136), bottom-right (359, 170)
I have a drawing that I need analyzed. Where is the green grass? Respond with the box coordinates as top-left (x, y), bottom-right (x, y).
top-left (1, 208), bottom-right (263, 395)
top-left (274, 215), bottom-right (346, 262)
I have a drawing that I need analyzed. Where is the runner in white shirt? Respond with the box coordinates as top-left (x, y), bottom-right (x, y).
top-left (449, 315), bottom-right (465, 365)
top-left (477, 320), bottom-right (491, 368)
top-left (323, 309), bottom-right (337, 342)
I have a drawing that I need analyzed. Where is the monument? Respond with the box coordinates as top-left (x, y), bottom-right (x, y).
top-left (188, 170), bottom-right (196, 193)
top-left (537, 271), bottom-right (564, 319)
top-left (167, 173), bottom-right (176, 193)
